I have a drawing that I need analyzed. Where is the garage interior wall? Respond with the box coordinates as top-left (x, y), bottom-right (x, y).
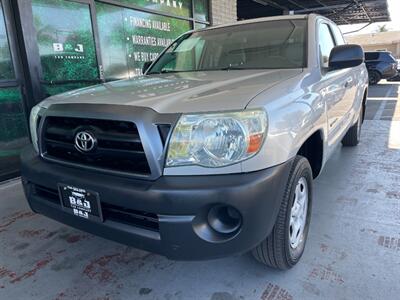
top-left (346, 31), bottom-right (400, 59)
top-left (0, 0), bottom-right (211, 181)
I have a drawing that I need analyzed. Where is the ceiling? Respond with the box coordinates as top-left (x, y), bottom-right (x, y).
top-left (237, 0), bottom-right (391, 25)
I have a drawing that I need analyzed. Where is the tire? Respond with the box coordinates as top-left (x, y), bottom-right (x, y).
top-left (368, 70), bottom-right (381, 85)
top-left (252, 156), bottom-right (313, 270)
top-left (342, 106), bottom-right (363, 147)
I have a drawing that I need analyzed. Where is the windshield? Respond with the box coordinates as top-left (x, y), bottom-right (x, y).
top-left (148, 19), bottom-right (307, 74)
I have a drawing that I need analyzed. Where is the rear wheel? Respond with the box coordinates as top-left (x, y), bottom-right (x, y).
top-left (368, 70), bottom-right (381, 85)
top-left (252, 156), bottom-right (313, 270)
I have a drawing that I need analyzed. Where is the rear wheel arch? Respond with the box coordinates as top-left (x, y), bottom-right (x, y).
top-left (361, 88), bottom-right (368, 123)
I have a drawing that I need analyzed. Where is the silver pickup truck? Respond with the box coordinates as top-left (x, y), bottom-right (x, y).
top-left (21, 14), bottom-right (368, 270)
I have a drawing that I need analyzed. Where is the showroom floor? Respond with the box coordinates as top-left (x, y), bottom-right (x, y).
top-left (1, 82), bottom-right (399, 300)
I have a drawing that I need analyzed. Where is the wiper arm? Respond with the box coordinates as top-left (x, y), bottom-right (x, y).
top-left (147, 70), bottom-right (181, 75)
top-left (161, 70), bottom-right (180, 73)
top-left (219, 66), bottom-right (247, 70)
top-left (148, 67), bottom-right (268, 74)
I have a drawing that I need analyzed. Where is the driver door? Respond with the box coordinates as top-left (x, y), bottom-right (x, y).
top-left (318, 22), bottom-right (354, 153)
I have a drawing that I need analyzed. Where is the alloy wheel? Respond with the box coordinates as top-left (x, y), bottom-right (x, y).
top-left (289, 177), bottom-right (309, 249)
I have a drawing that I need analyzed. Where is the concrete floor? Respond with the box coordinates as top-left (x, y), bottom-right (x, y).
top-left (1, 82), bottom-right (400, 300)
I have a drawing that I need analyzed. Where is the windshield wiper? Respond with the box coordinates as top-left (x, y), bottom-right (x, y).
top-left (219, 66), bottom-right (249, 70)
top-left (147, 70), bottom-right (182, 75)
top-left (161, 70), bottom-right (180, 73)
top-left (147, 67), bottom-right (272, 74)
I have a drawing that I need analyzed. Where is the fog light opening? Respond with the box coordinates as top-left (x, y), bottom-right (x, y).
top-left (207, 205), bottom-right (242, 235)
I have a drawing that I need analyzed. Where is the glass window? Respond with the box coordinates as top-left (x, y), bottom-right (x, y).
top-left (0, 2), bottom-right (15, 80)
top-left (96, 2), bottom-right (191, 79)
top-left (149, 20), bottom-right (307, 73)
top-left (194, 0), bottom-right (209, 22)
top-left (331, 25), bottom-right (345, 45)
top-left (111, 0), bottom-right (192, 18)
top-left (365, 52), bottom-right (379, 61)
top-left (0, 87), bottom-right (29, 179)
top-left (194, 22), bottom-right (207, 30)
top-left (0, 88), bottom-right (28, 145)
top-left (31, 0), bottom-right (100, 96)
top-left (0, 4), bottom-right (29, 180)
top-left (319, 23), bottom-right (336, 69)
top-left (380, 52), bottom-right (396, 62)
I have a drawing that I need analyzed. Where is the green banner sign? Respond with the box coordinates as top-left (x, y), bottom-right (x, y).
top-left (32, 0), bottom-right (100, 95)
top-left (112, 0), bottom-right (192, 18)
top-left (194, 0), bottom-right (208, 22)
top-left (96, 2), bottom-right (191, 80)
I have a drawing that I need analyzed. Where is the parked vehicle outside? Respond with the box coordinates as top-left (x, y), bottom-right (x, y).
top-left (388, 59), bottom-right (400, 82)
top-left (21, 14), bottom-right (368, 270)
top-left (365, 51), bottom-right (398, 85)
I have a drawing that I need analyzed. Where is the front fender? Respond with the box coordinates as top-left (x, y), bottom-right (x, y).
top-left (242, 90), bottom-right (327, 173)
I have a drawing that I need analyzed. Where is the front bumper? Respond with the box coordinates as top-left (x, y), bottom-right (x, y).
top-left (21, 145), bottom-right (292, 260)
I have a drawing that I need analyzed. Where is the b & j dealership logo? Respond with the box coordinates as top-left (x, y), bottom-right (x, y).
top-left (147, 0), bottom-right (184, 9)
top-left (53, 43), bottom-right (85, 60)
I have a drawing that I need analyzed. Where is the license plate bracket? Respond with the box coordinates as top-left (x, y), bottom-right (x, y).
top-left (58, 184), bottom-right (103, 222)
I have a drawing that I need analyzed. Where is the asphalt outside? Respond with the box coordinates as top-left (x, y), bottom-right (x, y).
top-left (0, 81), bottom-right (399, 300)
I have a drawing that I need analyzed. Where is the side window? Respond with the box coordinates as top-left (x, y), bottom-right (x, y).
top-left (318, 23), bottom-right (336, 69)
top-left (365, 52), bottom-right (379, 61)
top-left (331, 25), bottom-right (346, 45)
top-left (381, 53), bottom-right (396, 63)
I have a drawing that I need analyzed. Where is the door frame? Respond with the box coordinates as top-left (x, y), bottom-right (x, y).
top-left (0, 0), bottom-right (29, 102)
top-left (0, 0), bottom-right (31, 181)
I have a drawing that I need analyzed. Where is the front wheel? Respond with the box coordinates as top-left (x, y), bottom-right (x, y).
top-left (252, 156), bottom-right (313, 270)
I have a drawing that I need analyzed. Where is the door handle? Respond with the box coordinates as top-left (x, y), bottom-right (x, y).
top-left (344, 78), bottom-right (353, 88)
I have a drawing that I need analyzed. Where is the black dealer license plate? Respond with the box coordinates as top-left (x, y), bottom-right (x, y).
top-left (58, 184), bottom-right (103, 222)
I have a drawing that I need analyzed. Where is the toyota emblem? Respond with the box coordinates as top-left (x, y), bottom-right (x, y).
top-left (74, 131), bottom-right (97, 152)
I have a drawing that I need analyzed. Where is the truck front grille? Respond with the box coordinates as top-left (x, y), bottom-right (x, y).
top-left (101, 203), bottom-right (159, 231)
top-left (42, 117), bottom-right (151, 176)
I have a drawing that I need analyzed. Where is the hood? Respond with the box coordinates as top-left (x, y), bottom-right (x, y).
top-left (40, 69), bottom-right (303, 113)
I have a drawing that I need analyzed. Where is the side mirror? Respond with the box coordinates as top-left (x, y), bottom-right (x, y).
top-left (329, 44), bottom-right (364, 70)
top-left (142, 61), bottom-right (153, 74)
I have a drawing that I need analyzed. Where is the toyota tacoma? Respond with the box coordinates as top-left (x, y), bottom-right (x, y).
top-left (21, 14), bottom-right (368, 270)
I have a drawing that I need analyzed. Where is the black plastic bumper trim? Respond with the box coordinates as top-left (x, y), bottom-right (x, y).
top-left (21, 145), bottom-right (292, 260)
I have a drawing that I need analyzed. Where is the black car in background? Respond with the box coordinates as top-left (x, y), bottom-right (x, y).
top-left (365, 51), bottom-right (398, 85)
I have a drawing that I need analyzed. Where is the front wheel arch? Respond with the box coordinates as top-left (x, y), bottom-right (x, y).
top-left (296, 130), bottom-right (324, 179)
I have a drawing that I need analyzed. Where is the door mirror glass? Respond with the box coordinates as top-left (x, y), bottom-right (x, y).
top-left (329, 44), bottom-right (364, 70)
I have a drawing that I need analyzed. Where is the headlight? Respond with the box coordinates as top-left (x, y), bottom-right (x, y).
top-left (166, 109), bottom-right (267, 167)
top-left (29, 105), bottom-right (43, 153)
